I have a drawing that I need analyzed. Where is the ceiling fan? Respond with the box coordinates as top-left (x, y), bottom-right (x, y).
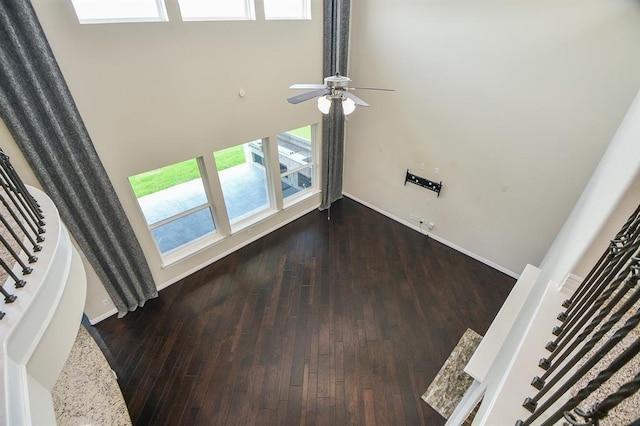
top-left (287, 73), bottom-right (393, 115)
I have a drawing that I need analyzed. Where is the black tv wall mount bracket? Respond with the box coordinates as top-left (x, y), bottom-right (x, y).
top-left (404, 169), bottom-right (443, 197)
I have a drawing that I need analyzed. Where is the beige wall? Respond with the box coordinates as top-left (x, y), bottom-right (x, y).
top-left (1, 0), bottom-right (324, 322)
top-left (573, 149), bottom-right (640, 278)
top-left (477, 87), bottom-right (640, 424)
top-left (345, 0), bottom-right (640, 275)
top-left (4, 0), bottom-right (640, 321)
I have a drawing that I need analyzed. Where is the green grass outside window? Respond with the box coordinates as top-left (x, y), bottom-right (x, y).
top-left (129, 145), bottom-right (245, 198)
top-left (129, 126), bottom-right (311, 198)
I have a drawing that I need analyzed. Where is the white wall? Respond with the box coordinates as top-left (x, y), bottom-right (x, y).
top-left (573, 173), bottom-right (640, 278)
top-left (345, 0), bottom-right (640, 275)
top-left (1, 0), bottom-right (324, 322)
top-left (4, 0), bottom-right (640, 321)
top-left (476, 87), bottom-right (640, 425)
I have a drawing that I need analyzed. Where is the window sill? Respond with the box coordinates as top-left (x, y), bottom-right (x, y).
top-left (283, 188), bottom-right (320, 210)
top-left (229, 208), bottom-right (279, 235)
top-left (159, 191), bottom-right (319, 269)
top-left (160, 232), bottom-right (225, 269)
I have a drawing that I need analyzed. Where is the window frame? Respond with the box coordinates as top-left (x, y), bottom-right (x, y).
top-left (177, 0), bottom-right (256, 22)
top-left (263, 0), bottom-right (311, 20)
top-left (70, 0), bottom-right (169, 24)
top-left (129, 124), bottom-right (319, 266)
top-left (128, 157), bottom-right (220, 260)
top-left (276, 124), bottom-right (318, 207)
top-left (213, 138), bottom-right (278, 234)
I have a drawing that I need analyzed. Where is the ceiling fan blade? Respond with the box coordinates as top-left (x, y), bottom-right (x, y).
top-left (349, 87), bottom-right (395, 92)
top-left (344, 91), bottom-right (369, 107)
top-left (287, 88), bottom-right (330, 104)
top-left (290, 84), bottom-right (327, 90)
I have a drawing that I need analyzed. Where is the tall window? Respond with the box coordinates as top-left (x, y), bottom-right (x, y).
top-left (263, 0), bottom-right (310, 20)
top-left (277, 125), bottom-right (314, 200)
top-left (177, 0), bottom-right (256, 21)
top-left (128, 158), bottom-right (215, 255)
top-left (214, 141), bottom-right (272, 226)
top-left (70, 0), bottom-right (168, 23)
top-left (128, 125), bottom-right (315, 261)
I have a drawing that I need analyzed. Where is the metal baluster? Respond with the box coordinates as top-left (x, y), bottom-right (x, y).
top-left (0, 152), bottom-right (46, 320)
top-left (561, 204), bottom-right (640, 312)
top-left (0, 233), bottom-right (33, 275)
top-left (0, 193), bottom-right (44, 245)
top-left (559, 245), bottom-right (621, 321)
top-left (0, 220), bottom-right (37, 263)
top-left (519, 305), bottom-right (640, 422)
top-left (0, 151), bottom-right (44, 223)
top-left (560, 234), bottom-right (637, 324)
top-left (552, 245), bottom-right (636, 343)
top-left (0, 210), bottom-right (41, 257)
top-left (0, 178), bottom-right (44, 237)
top-left (0, 257), bottom-right (26, 288)
top-left (0, 170), bottom-right (41, 230)
top-left (0, 285), bottom-right (17, 303)
top-left (546, 230), bottom-right (640, 352)
top-left (539, 336), bottom-right (640, 425)
top-left (533, 261), bottom-right (639, 386)
top-left (560, 234), bottom-right (639, 326)
top-left (563, 371), bottom-right (640, 425)
top-left (542, 255), bottom-right (640, 364)
top-left (519, 205), bottom-right (640, 426)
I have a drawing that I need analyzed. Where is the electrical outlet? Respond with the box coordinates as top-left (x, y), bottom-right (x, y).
top-left (102, 298), bottom-right (111, 307)
top-left (427, 222), bottom-right (435, 230)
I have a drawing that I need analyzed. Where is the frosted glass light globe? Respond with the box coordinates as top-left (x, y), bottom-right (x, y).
top-left (342, 97), bottom-right (356, 115)
top-left (317, 96), bottom-right (332, 114)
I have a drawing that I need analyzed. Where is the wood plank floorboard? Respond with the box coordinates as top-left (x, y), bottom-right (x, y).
top-left (93, 197), bottom-right (515, 425)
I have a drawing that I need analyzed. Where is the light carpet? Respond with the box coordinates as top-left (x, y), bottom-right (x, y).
top-left (52, 325), bottom-right (131, 426)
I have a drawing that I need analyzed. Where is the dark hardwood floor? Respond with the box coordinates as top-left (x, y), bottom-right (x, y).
top-left (91, 197), bottom-right (516, 425)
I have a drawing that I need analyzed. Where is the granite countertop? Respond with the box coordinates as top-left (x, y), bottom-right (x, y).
top-left (422, 328), bottom-right (483, 420)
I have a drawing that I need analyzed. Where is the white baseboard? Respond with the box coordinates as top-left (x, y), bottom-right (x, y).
top-left (88, 307), bottom-right (118, 325)
top-left (343, 193), bottom-right (520, 279)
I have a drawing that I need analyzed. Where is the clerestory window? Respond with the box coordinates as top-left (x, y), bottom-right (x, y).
top-left (263, 0), bottom-right (310, 20)
top-left (70, 0), bottom-right (168, 24)
top-left (71, 0), bottom-right (311, 23)
top-left (177, 0), bottom-right (256, 21)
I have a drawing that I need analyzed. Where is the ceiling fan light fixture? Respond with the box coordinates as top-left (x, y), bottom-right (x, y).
top-left (289, 74), bottom-right (392, 112)
top-left (342, 96), bottom-right (356, 115)
top-left (317, 96), bottom-right (332, 114)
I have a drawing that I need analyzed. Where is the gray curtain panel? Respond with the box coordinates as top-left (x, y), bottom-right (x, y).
top-left (320, 0), bottom-right (350, 210)
top-left (0, 1), bottom-right (157, 316)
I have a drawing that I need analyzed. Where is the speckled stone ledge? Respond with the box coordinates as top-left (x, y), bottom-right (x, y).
top-left (52, 325), bottom-right (131, 426)
top-left (422, 328), bottom-right (483, 419)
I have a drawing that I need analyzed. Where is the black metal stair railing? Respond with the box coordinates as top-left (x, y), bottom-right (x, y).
top-left (0, 149), bottom-right (45, 319)
top-left (516, 203), bottom-right (640, 426)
